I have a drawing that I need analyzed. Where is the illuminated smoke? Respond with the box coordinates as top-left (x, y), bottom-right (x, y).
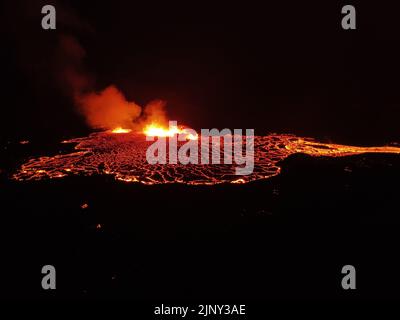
top-left (76, 85), bottom-right (142, 130)
top-left (56, 35), bottom-right (167, 131)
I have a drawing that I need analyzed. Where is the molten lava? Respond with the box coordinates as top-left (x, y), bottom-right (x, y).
top-left (13, 131), bottom-right (400, 185)
top-left (143, 124), bottom-right (198, 140)
top-left (111, 127), bottom-right (132, 134)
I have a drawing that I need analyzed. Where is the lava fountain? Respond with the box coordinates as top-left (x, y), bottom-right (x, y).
top-left (111, 127), bottom-right (132, 134)
top-left (143, 123), bottom-right (198, 140)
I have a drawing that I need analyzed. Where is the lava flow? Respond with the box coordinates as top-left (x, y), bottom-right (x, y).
top-left (12, 128), bottom-right (400, 185)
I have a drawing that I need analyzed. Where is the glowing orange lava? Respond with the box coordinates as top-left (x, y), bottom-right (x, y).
top-left (111, 127), bottom-right (132, 134)
top-left (12, 132), bottom-right (400, 185)
top-left (143, 124), bottom-right (198, 140)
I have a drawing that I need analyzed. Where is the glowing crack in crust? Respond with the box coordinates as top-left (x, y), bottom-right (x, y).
top-left (13, 132), bottom-right (400, 185)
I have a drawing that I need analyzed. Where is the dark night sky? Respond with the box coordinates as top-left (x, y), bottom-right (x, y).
top-left (1, 1), bottom-right (400, 145)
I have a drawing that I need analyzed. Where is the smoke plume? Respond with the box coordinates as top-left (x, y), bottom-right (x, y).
top-left (56, 34), bottom-right (167, 130)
